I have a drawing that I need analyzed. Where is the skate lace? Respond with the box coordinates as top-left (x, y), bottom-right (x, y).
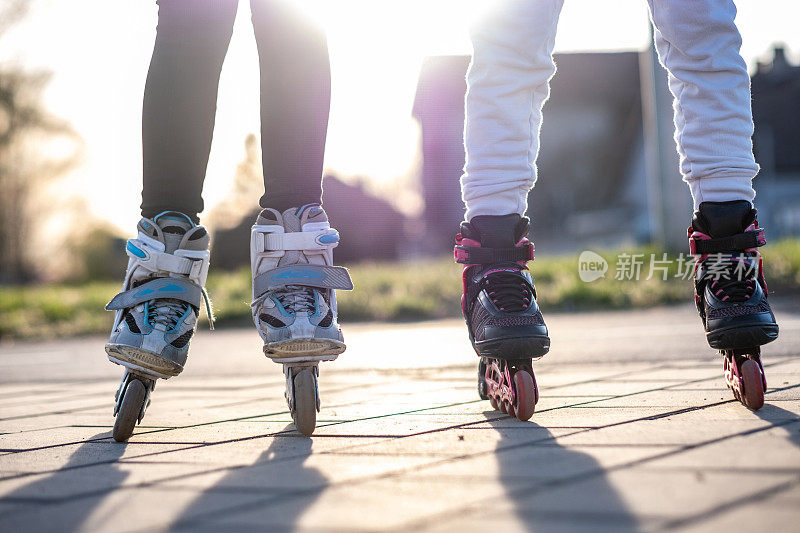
top-left (146, 299), bottom-right (190, 331)
top-left (273, 286), bottom-right (317, 315)
top-left (704, 255), bottom-right (757, 303)
top-left (483, 266), bottom-right (533, 313)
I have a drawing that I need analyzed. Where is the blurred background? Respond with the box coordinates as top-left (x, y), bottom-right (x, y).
top-left (1, 0), bottom-right (798, 339)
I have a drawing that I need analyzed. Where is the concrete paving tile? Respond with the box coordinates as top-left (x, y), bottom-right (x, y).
top-left (553, 418), bottom-right (773, 446)
top-left (0, 485), bottom-right (267, 533)
top-left (204, 476), bottom-right (512, 532)
top-left (0, 456), bottom-right (218, 503)
top-left (397, 443), bottom-right (673, 486)
top-left (677, 502), bottom-right (800, 533)
top-left (0, 440), bottom-right (197, 476)
top-left (419, 509), bottom-right (653, 533)
top-left (641, 420), bottom-right (800, 471)
top-left (158, 450), bottom-right (440, 492)
top-left (574, 389), bottom-right (737, 409)
top-left (326, 425), bottom-right (581, 458)
top-left (435, 468), bottom-right (795, 533)
top-left (119, 421), bottom-right (292, 445)
top-left (517, 406), bottom-right (689, 428)
top-left (0, 426), bottom-right (119, 451)
top-left (122, 432), bottom-right (392, 465)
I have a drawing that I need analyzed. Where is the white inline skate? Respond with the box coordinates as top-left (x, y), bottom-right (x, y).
top-left (105, 211), bottom-right (213, 442)
top-left (250, 204), bottom-right (353, 436)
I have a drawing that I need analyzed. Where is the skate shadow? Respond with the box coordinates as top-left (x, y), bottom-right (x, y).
top-left (485, 414), bottom-right (638, 532)
top-left (0, 432), bottom-right (129, 533)
top-left (754, 403), bottom-right (800, 449)
top-left (171, 424), bottom-right (328, 531)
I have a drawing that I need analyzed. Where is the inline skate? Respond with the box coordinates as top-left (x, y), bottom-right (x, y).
top-left (455, 214), bottom-right (550, 420)
top-left (250, 204), bottom-right (352, 436)
top-left (105, 211), bottom-right (213, 441)
top-left (689, 200), bottom-right (779, 410)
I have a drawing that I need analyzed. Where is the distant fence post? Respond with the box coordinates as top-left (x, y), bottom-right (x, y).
top-left (639, 23), bottom-right (692, 251)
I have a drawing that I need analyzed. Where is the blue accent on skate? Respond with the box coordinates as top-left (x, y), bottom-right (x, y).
top-left (168, 304), bottom-right (193, 334)
top-left (106, 277), bottom-right (203, 311)
top-left (127, 241), bottom-right (147, 258)
top-left (153, 211), bottom-right (196, 227)
top-left (296, 203), bottom-right (319, 217)
top-left (276, 269), bottom-right (326, 282)
top-left (318, 234), bottom-right (339, 244)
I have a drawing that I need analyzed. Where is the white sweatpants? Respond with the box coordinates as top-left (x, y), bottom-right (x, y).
top-left (461, 0), bottom-right (759, 220)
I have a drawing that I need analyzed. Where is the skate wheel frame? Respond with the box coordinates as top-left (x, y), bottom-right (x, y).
top-left (481, 358), bottom-right (538, 421)
top-left (112, 371), bottom-right (155, 442)
top-left (723, 348), bottom-right (766, 411)
top-left (285, 364), bottom-right (320, 437)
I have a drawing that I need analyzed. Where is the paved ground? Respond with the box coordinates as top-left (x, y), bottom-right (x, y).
top-left (1, 302), bottom-right (799, 532)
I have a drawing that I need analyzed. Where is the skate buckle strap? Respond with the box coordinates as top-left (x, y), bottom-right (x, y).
top-left (454, 242), bottom-right (534, 264)
top-left (253, 264), bottom-right (353, 297)
top-left (690, 229), bottom-right (766, 255)
top-left (254, 229), bottom-right (340, 253)
top-left (105, 277), bottom-right (204, 311)
top-left (127, 239), bottom-right (205, 279)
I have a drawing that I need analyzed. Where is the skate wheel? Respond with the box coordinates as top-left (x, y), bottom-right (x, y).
top-left (498, 399), bottom-right (508, 414)
top-left (740, 359), bottom-right (765, 411)
top-left (513, 370), bottom-right (537, 421)
top-left (489, 397), bottom-right (499, 411)
top-left (292, 369), bottom-right (318, 437)
top-left (113, 378), bottom-right (146, 442)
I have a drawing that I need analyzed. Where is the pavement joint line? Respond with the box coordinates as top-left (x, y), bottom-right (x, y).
top-left (391, 416), bottom-right (800, 532)
top-left (652, 475), bottom-right (800, 531)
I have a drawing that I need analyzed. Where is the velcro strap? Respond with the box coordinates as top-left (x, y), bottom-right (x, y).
top-left (454, 242), bottom-right (534, 264)
top-left (127, 239), bottom-right (203, 277)
top-left (254, 229), bottom-right (339, 253)
top-left (690, 229), bottom-right (765, 255)
top-left (253, 264), bottom-right (354, 297)
top-left (106, 277), bottom-right (203, 311)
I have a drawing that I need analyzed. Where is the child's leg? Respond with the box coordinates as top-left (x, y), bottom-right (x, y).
top-left (141, 0), bottom-right (238, 222)
top-left (462, 0), bottom-right (563, 221)
top-left (457, 1), bottom-right (563, 420)
top-left (248, 2), bottom-right (346, 435)
top-left (649, 0), bottom-right (777, 409)
top-left (108, 0), bottom-right (232, 441)
top-left (646, 0), bottom-right (758, 207)
top-left (250, 0), bottom-right (331, 211)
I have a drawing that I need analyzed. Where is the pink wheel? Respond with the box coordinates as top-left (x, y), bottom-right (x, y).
top-left (513, 370), bottom-right (537, 421)
top-left (740, 359), bottom-right (765, 411)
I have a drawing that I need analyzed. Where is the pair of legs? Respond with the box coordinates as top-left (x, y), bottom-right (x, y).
top-left (106, 0), bottom-right (350, 440)
top-left (458, 0), bottom-right (779, 418)
top-left (141, 0), bottom-right (329, 220)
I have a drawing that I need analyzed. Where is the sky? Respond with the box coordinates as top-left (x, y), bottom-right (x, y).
top-left (2, 0), bottom-right (799, 231)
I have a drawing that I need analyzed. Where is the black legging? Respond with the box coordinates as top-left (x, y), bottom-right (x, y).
top-left (140, 0), bottom-right (330, 222)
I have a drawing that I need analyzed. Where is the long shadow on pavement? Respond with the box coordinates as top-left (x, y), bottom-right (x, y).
top-left (0, 432), bottom-right (128, 532)
top-left (171, 425), bottom-right (328, 531)
top-left (755, 403), bottom-right (800, 448)
top-left (485, 414), bottom-right (638, 532)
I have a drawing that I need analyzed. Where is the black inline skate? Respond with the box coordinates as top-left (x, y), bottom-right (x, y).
top-left (455, 214), bottom-right (550, 420)
top-left (689, 200), bottom-right (779, 410)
